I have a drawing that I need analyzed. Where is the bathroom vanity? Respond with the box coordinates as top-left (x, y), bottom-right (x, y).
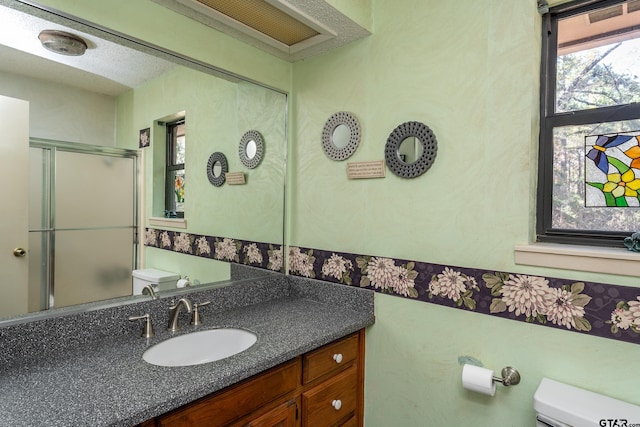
top-left (0, 276), bottom-right (374, 427)
top-left (143, 331), bottom-right (364, 426)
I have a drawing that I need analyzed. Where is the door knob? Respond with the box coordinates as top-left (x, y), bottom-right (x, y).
top-left (13, 248), bottom-right (26, 257)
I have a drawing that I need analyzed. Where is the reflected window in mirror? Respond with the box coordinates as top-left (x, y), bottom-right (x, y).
top-left (165, 119), bottom-right (186, 218)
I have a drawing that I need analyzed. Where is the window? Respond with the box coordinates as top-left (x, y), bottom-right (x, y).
top-left (165, 119), bottom-right (185, 218)
top-left (538, 0), bottom-right (640, 247)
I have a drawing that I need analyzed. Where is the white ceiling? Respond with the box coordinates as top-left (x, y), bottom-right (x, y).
top-left (0, 3), bottom-right (177, 96)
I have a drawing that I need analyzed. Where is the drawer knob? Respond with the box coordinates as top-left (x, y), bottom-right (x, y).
top-left (333, 353), bottom-right (343, 363)
top-left (332, 399), bottom-right (342, 410)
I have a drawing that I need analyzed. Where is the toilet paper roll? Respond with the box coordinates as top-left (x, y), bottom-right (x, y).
top-left (462, 364), bottom-right (496, 396)
top-left (176, 278), bottom-right (191, 288)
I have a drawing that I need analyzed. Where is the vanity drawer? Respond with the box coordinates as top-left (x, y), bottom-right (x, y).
top-left (302, 333), bottom-right (359, 384)
top-left (301, 366), bottom-right (357, 427)
top-left (157, 359), bottom-right (299, 427)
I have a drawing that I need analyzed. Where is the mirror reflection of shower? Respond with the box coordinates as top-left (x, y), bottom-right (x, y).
top-left (28, 140), bottom-right (137, 311)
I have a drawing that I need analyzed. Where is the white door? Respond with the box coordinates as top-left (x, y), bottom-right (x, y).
top-left (0, 95), bottom-right (29, 316)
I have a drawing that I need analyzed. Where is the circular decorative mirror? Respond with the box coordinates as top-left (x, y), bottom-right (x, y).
top-left (385, 121), bottom-right (438, 178)
top-left (239, 130), bottom-right (264, 169)
top-left (207, 152), bottom-right (228, 187)
top-left (321, 111), bottom-right (361, 161)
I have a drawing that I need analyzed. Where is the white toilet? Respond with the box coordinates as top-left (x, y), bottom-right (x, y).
top-left (534, 378), bottom-right (640, 427)
top-left (132, 268), bottom-right (180, 295)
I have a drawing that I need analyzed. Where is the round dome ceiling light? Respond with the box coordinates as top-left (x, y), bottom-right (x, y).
top-left (38, 30), bottom-right (87, 56)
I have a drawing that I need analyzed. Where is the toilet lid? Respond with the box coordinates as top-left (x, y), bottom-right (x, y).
top-left (132, 268), bottom-right (180, 282)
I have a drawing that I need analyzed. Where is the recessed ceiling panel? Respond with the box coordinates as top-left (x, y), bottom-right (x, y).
top-left (176, 0), bottom-right (335, 53)
top-left (197, 0), bottom-right (319, 46)
top-left (156, 0), bottom-right (371, 62)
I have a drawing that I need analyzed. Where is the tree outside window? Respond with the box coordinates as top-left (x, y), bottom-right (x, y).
top-left (538, 0), bottom-right (640, 246)
top-left (165, 120), bottom-right (185, 218)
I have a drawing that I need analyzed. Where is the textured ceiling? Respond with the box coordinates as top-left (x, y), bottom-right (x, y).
top-left (150, 0), bottom-right (371, 62)
top-left (0, 3), bottom-right (177, 96)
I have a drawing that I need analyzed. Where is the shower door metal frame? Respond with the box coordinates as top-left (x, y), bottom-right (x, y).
top-left (29, 138), bottom-right (139, 310)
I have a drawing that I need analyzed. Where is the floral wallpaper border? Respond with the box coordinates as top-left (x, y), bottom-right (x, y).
top-left (144, 228), bottom-right (283, 272)
top-left (143, 228), bottom-right (640, 345)
top-left (289, 246), bottom-right (640, 346)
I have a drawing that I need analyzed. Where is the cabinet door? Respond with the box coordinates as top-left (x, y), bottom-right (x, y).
top-left (242, 398), bottom-right (298, 427)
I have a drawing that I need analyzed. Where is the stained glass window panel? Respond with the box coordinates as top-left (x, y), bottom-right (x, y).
top-left (551, 120), bottom-right (640, 232)
top-left (174, 172), bottom-right (185, 212)
top-left (585, 131), bottom-right (640, 207)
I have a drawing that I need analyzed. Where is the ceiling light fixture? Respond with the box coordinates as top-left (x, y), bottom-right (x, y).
top-left (38, 30), bottom-right (87, 56)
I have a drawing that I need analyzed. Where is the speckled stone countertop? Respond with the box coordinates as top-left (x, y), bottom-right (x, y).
top-left (0, 275), bottom-right (374, 427)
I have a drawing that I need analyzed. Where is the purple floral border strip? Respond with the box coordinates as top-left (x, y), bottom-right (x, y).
top-left (289, 246), bottom-right (640, 346)
top-left (144, 228), bottom-right (284, 272)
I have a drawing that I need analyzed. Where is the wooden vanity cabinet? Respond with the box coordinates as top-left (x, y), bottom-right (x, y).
top-left (301, 333), bottom-right (361, 427)
top-left (144, 330), bottom-right (364, 427)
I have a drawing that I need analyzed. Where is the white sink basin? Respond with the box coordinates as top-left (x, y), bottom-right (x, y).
top-left (143, 328), bottom-right (257, 367)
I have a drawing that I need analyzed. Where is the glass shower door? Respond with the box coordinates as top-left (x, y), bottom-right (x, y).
top-left (28, 142), bottom-right (137, 310)
top-left (54, 150), bottom-right (135, 307)
top-left (28, 146), bottom-right (51, 312)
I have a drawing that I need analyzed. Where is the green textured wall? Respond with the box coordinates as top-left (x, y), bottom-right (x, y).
top-left (290, 0), bottom-right (640, 426)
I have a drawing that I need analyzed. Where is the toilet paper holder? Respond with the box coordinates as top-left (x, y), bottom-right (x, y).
top-left (493, 366), bottom-right (521, 387)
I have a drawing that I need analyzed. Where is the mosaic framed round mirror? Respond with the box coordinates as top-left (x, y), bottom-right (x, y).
top-left (385, 121), bottom-right (438, 178)
top-left (206, 152), bottom-right (228, 187)
top-left (239, 130), bottom-right (264, 169)
top-left (321, 111), bottom-right (361, 161)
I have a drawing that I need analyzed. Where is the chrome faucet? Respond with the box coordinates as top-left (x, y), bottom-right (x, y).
top-left (168, 298), bottom-right (192, 331)
top-left (142, 285), bottom-right (158, 300)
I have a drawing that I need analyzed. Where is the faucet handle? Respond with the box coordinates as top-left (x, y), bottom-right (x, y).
top-left (191, 301), bottom-right (211, 326)
top-left (128, 313), bottom-right (155, 338)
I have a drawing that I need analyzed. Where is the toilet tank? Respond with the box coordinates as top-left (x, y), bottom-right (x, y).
top-left (132, 268), bottom-right (180, 294)
top-left (534, 378), bottom-right (640, 427)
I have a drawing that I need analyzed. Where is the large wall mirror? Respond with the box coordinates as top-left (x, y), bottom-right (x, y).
top-left (0, 1), bottom-right (287, 323)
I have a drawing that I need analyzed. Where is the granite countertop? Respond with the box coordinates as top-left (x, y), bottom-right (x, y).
top-left (0, 276), bottom-right (374, 426)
